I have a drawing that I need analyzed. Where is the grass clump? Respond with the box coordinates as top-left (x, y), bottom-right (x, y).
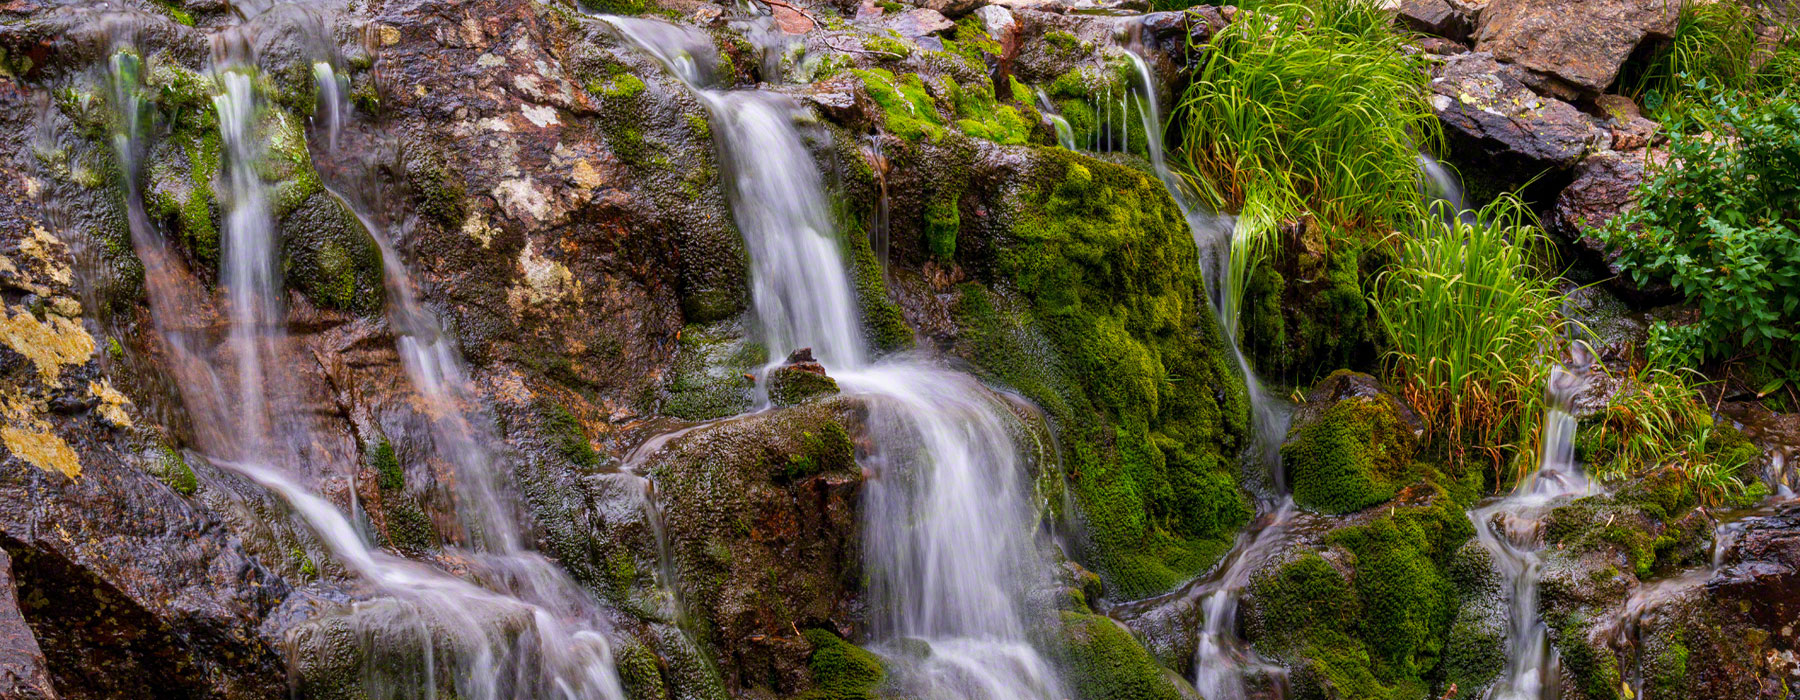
top-left (1175, 0), bottom-right (1439, 234)
top-left (1576, 368), bottom-right (1764, 508)
top-left (1623, 0), bottom-right (1800, 120)
top-left (1372, 196), bottom-right (1562, 473)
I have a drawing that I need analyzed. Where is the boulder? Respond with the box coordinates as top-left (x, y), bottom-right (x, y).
top-left (889, 7), bottom-right (956, 38)
top-left (0, 551), bottom-right (54, 700)
top-left (1430, 51), bottom-right (1607, 171)
top-left (1708, 503), bottom-right (1800, 630)
top-left (1397, 0), bottom-right (1473, 42)
top-left (1473, 0), bottom-right (1678, 93)
top-left (767, 348), bottom-right (842, 406)
top-left (1547, 149), bottom-right (1681, 301)
top-left (1280, 371), bottom-right (1420, 514)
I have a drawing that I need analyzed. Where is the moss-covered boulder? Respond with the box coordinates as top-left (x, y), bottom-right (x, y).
top-left (1282, 372), bottom-right (1420, 515)
top-left (768, 349), bottom-right (843, 407)
top-left (1053, 611), bottom-right (1191, 700)
top-left (1241, 490), bottom-right (1475, 698)
top-left (640, 398), bottom-right (866, 694)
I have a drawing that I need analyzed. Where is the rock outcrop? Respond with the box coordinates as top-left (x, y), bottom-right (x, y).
top-left (1474, 0), bottom-right (1679, 94)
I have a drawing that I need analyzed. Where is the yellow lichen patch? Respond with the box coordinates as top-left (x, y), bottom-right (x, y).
top-left (570, 159), bottom-right (603, 190)
top-left (18, 225), bottom-right (72, 286)
top-left (2, 424), bottom-right (80, 479)
top-left (462, 209), bottom-right (497, 248)
top-left (507, 239), bottom-right (580, 309)
top-left (89, 379), bottom-right (133, 429)
top-left (0, 306), bottom-right (95, 383)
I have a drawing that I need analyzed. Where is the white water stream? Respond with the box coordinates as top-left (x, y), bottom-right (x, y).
top-left (601, 15), bottom-right (1065, 698)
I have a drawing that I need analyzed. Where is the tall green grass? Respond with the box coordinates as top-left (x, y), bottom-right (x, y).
top-left (1372, 196), bottom-right (1563, 473)
top-left (1623, 0), bottom-right (1800, 120)
top-left (1175, 0), bottom-right (1439, 234)
top-left (1576, 368), bottom-right (1763, 506)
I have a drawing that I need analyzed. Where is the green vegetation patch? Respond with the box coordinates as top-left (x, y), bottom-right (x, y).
top-left (955, 149), bottom-right (1249, 597)
top-left (799, 629), bottom-right (886, 700)
top-left (853, 68), bottom-right (948, 141)
top-left (1053, 611), bottom-right (1185, 700)
top-left (1282, 395), bottom-right (1417, 514)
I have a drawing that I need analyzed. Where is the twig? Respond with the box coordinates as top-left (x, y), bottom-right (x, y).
top-left (824, 37), bottom-right (904, 59)
top-left (760, 0), bottom-right (819, 25)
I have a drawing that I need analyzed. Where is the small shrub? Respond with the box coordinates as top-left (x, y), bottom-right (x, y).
top-left (1597, 91), bottom-right (1800, 386)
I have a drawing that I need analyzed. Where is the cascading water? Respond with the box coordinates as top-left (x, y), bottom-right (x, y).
top-left (1468, 346), bottom-right (1595, 700)
top-left (93, 22), bottom-right (627, 698)
top-left (600, 15), bottom-right (1065, 697)
top-left (1118, 41), bottom-right (1296, 698)
top-left (1034, 89), bottom-right (1078, 151)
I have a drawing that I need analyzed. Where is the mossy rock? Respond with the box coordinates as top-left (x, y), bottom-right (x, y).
top-left (154, 445), bottom-right (197, 496)
top-left (659, 320), bottom-right (758, 420)
top-left (768, 366), bottom-right (841, 407)
top-left (797, 629), bottom-right (886, 700)
top-left (279, 189), bottom-right (386, 316)
top-left (1282, 394), bottom-right (1417, 515)
top-left (943, 147), bottom-right (1248, 598)
top-left (1053, 611), bottom-right (1186, 700)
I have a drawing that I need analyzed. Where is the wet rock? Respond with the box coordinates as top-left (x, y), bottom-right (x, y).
top-left (889, 8), bottom-right (956, 39)
top-left (0, 550), bottom-right (55, 700)
top-left (1440, 540), bottom-right (1506, 696)
top-left (1398, 0), bottom-right (1473, 42)
top-left (1547, 149), bottom-right (1680, 302)
top-left (1708, 503), bottom-right (1800, 630)
top-left (1473, 0), bottom-right (1678, 93)
top-left (1430, 51), bottom-right (1607, 171)
top-left (767, 347), bottom-right (841, 406)
top-left (975, 5), bottom-right (1021, 58)
top-left (640, 399), bottom-right (865, 694)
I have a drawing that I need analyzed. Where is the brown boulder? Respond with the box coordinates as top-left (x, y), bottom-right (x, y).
top-left (1473, 0), bottom-right (1678, 93)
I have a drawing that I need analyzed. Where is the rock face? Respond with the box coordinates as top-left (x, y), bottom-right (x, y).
top-left (1474, 0), bottom-right (1678, 93)
top-left (1430, 51), bottom-right (1607, 172)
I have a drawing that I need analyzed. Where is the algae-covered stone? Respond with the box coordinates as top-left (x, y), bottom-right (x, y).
top-left (768, 349), bottom-right (842, 407)
top-left (798, 629), bottom-right (887, 700)
top-left (659, 319), bottom-right (758, 420)
top-left (1053, 611), bottom-right (1187, 700)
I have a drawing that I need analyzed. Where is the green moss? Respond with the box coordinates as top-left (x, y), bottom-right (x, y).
top-left (385, 498), bottom-right (437, 554)
top-left (768, 366), bottom-right (841, 407)
top-left (1552, 613), bottom-right (1622, 700)
top-left (1053, 611), bottom-right (1184, 700)
top-left (1248, 500), bottom-right (1471, 698)
top-left (614, 641), bottom-right (667, 699)
top-left (540, 402), bottom-right (601, 468)
top-left (779, 421), bottom-right (856, 483)
top-left (923, 196), bottom-right (959, 260)
top-left (1282, 395), bottom-right (1416, 514)
top-left (1645, 630), bottom-right (1689, 698)
top-left (661, 322), bottom-right (758, 420)
top-left (853, 68), bottom-right (947, 141)
top-left (370, 437), bottom-right (402, 492)
top-left (578, 0), bottom-right (646, 15)
top-left (798, 629), bottom-right (885, 700)
top-left (862, 34), bottom-right (913, 60)
top-left (106, 337), bottom-right (125, 361)
top-left (280, 191), bottom-right (385, 316)
top-left (405, 149), bottom-right (466, 228)
top-left (957, 149), bottom-right (1248, 597)
top-left (156, 446), bottom-right (197, 496)
top-left (587, 72), bottom-right (647, 99)
top-left (291, 546), bottom-right (317, 578)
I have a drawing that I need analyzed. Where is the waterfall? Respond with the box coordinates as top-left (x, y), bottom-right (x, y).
top-left (1119, 41), bottom-right (1296, 698)
top-left (1417, 152), bottom-right (1475, 225)
top-left (601, 15), bottom-right (1065, 697)
top-left (1034, 88), bottom-right (1078, 151)
top-left (1468, 347), bottom-right (1595, 700)
top-left (312, 60), bottom-right (349, 151)
top-left (91, 26), bottom-right (628, 697)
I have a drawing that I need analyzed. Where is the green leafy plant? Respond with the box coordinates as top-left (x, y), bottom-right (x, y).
top-left (1372, 196), bottom-right (1562, 470)
top-left (1596, 92), bottom-right (1800, 371)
